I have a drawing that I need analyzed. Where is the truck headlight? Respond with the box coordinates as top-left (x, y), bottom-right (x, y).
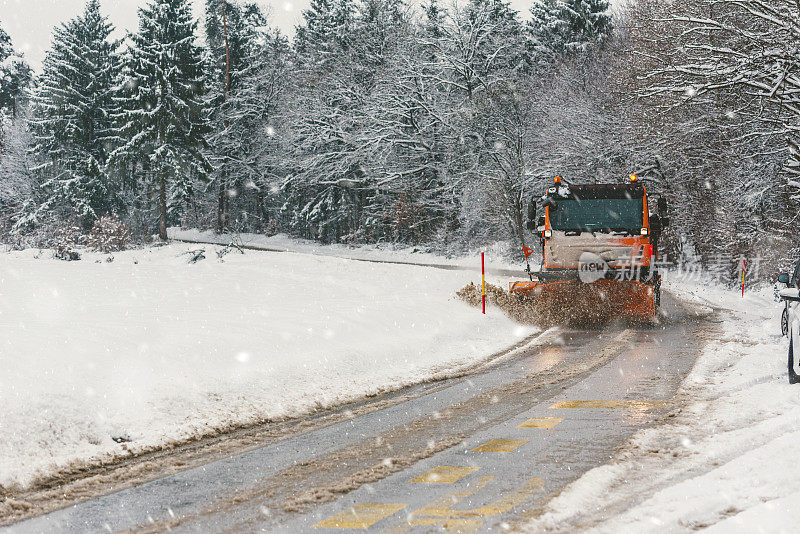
top-left (640, 227), bottom-right (649, 236)
top-left (544, 230), bottom-right (552, 238)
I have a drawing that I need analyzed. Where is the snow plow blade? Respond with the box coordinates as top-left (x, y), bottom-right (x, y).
top-left (509, 279), bottom-right (656, 325)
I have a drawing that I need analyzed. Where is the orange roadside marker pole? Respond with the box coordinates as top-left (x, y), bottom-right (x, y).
top-left (482, 252), bottom-right (486, 314)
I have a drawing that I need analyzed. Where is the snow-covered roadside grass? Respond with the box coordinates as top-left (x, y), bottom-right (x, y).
top-left (522, 276), bottom-right (800, 533)
top-left (0, 244), bottom-right (536, 492)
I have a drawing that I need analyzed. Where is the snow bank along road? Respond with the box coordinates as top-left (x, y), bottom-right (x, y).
top-left (2, 243), bottom-right (715, 534)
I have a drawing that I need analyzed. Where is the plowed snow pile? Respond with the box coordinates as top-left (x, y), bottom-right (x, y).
top-left (0, 245), bottom-right (535, 493)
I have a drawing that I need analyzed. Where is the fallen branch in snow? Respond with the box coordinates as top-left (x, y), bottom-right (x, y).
top-left (180, 249), bottom-right (206, 264)
top-left (216, 242), bottom-right (245, 261)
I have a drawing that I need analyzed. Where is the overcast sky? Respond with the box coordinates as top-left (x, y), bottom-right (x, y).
top-left (1, 0), bottom-right (624, 72)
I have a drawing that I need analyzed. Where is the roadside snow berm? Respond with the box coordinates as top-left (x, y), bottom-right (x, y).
top-left (509, 175), bottom-right (669, 325)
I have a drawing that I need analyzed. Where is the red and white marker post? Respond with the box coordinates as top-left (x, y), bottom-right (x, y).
top-left (741, 258), bottom-right (746, 298)
top-left (481, 252), bottom-right (486, 314)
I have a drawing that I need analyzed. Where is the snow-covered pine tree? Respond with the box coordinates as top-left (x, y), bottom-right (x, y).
top-left (0, 22), bottom-right (32, 120)
top-left (422, 0), bottom-right (445, 39)
top-left (111, 0), bottom-right (210, 240)
top-left (0, 22), bottom-right (33, 228)
top-left (468, 0), bottom-right (528, 74)
top-left (528, 0), bottom-right (560, 62)
top-left (215, 31), bottom-right (291, 232)
top-left (354, 0), bottom-right (405, 78)
top-left (28, 0), bottom-right (122, 227)
top-left (0, 111), bottom-right (35, 222)
top-left (0, 41), bottom-right (34, 223)
top-left (528, 0), bottom-right (612, 60)
top-left (205, 0), bottom-right (260, 93)
top-left (204, 0), bottom-right (272, 232)
top-left (294, 0), bottom-right (357, 71)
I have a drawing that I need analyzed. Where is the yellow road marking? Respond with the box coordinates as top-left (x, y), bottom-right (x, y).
top-left (471, 439), bottom-right (528, 452)
top-left (410, 466), bottom-right (480, 484)
top-left (381, 517), bottom-right (482, 534)
top-left (407, 517), bottom-right (482, 532)
top-left (314, 503), bottom-right (407, 529)
top-left (380, 476), bottom-right (492, 532)
top-left (415, 475), bottom-right (545, 518)
top-left (549, 400), bottom-right (668, 410)
top-left (518, 417), bottom-right (563, 429)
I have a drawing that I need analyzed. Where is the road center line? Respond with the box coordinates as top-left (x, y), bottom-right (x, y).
top-left (518, 417), bottom-right (563, 429)
top-left (471, 439), bottom-right (528, 452)
top-left (410, 466), bottom-right (481, 484)
top-left (549, 400), bottom-right (669, 410)
top-left (313, 503), bottom-right (408, 529)
top-left (412, 475), bottom-right (545, 519)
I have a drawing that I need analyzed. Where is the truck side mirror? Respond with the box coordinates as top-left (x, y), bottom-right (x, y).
top-left (650, 215), bottom-right (662, 235)
top-left (526, 201), bottom-right (537, 231)
top-left (779, 273), bottom-right (790, 284)
top-left (657, 197), bottom-right (668, 215)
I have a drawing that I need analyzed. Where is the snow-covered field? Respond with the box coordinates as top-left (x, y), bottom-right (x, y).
top-left (0, 243), bottom-right (535, 491)
top-left (523, 277), bottom-right (800, 533)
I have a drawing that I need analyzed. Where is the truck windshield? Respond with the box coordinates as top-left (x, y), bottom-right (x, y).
top-left (549, 198), bottom-right (644, 233)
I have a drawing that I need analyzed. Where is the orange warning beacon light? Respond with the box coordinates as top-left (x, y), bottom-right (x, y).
top-left (554, 176), bottom-right (562, 184)
top-left (629, 174), bottom-right (639, 182)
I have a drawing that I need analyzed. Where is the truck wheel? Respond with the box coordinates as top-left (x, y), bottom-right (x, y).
top-left (782, 307), bottom-right (789, 337)
top-left (789, 335), bottom-right (800, 384)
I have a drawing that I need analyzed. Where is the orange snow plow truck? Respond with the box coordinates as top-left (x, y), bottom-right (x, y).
top-left (510, 175), bottom-right (669, 323)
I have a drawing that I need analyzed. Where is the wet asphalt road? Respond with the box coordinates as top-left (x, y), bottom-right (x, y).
top-left (3, 294), bottom-right (711, 534)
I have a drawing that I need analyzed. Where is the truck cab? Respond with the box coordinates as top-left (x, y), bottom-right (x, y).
top-left (527, 176), bottom-right (668, 283)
